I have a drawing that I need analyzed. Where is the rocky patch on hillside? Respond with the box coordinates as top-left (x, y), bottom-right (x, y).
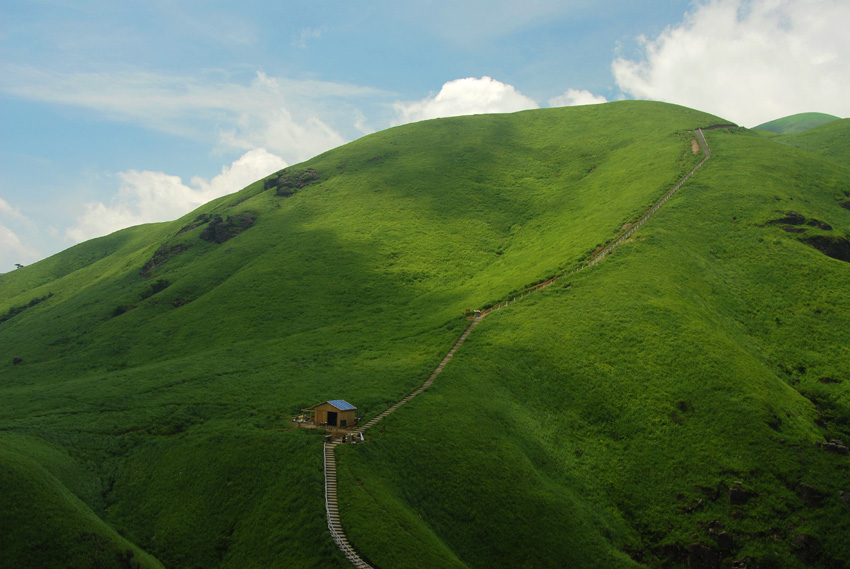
top-left (765, 211), bottom-right (849, 262)
top-left (176, 213), bottom-right (213, 235)
top-left (199, 213), bottom-right (257, 244)
top-left (767, 211), bottom-right (833, 232)
top-left (263, 168), bottom-right (321, 197)
top-left (802, 235), bottom-right (850, 263)
top-left (140, 244), bottom-right (190, 277)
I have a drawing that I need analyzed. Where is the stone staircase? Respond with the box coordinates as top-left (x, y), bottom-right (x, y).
top-left (324, 440), bottom-right (373, 569)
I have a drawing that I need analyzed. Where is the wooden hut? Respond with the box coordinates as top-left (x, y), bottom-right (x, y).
top-left (311, 400), bottom-right (357, 428)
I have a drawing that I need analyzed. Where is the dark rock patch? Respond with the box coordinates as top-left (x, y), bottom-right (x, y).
top-left (264, 168), bottom-right (321, 196)
top-left (687, 542), bottom-right (720, 569)
top-left (796, 483), bottom-right (826, 508)
top-left (716, 532), bottom-right (734, 551)
top-left (141, 279), bottom-right (170, 300)
top-left (728, 486), bottom-right (756, 505)
top-left (199, 213), bottom-right (256, 244)
top-left (806, 219), bottom-right (833, 230)
top-left (801, 235), bottom-right (850, 263)
top-left (822, 439), bottom-right (849, 455)
top-left (768, 211), bottom-right (806, 225)
top-left (840, 490), bottom-right (850, 508)
top-left (141, 244), bottom-right (189, 277)
top-left (176, 214), bottom-right (211, 236)
top-left (768, 413), bottom-right (782, 431)
top-left (13, 357), bottom-right (22, 365)
top-left (780, 226), bottom-right (806, 233)
top-left (818, 377), bottom-right (842, 384)
top-left (791, 534), bottom-right (820, 565)
top-left (840, 201), bottom-right (850, 210)
top-left (111, 305), bottom-right (136, 318)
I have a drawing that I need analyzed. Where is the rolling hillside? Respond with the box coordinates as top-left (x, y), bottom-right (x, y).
top-left (754, 112), bottom-right (841, 135)
top-left (1, 101), bottom-right (848, 569)
top-left (770, 118), bottom-right (850, 166)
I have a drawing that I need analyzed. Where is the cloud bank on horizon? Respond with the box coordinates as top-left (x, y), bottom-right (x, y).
top-left (1, 0), bottom-right (848, 271)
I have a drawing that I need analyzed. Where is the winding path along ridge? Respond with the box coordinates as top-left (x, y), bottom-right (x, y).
top-left (323, 129), bottom-right (713, 568)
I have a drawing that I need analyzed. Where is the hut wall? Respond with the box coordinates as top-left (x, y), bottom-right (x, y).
top-left (313, 403), bottom-right (356, 427)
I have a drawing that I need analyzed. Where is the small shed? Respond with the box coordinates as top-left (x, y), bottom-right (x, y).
top-left (312, 400), bottom-right (357, 428)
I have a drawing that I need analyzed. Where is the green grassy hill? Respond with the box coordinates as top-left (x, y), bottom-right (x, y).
top-left (754, 112), bottom-right (841, 135)
top-left (2, 101), bottom-right (848, 568)
top-left (770, 118), bottom-right (850, 166)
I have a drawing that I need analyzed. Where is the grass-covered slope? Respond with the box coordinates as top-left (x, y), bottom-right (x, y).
top-left (754, 112), bottom-right (841, 135)
top-left (337, 129), bottom-right (850, 568)
top-left (770, 118), bottom-right (850, 166)
top-left (1, 101), bottom-right (724, 568)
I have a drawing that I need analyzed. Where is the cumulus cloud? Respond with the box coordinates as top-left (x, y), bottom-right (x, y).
top-left (0, 224), bottom-right (41, 270)
top-left (218, 72), bottom-right (347, 160)
top-left (66, 149), bottom-right (286, 243)
top-left (548, 88), bottom-right (608, 107)
top-left (0, 197), bottom-right (40, 268)
top-left (393, 77), bottom-right (539, 125)
top-left (612, 0), bottom-right (850, 126)
top-left (0, 197), bottom-right (27, 222)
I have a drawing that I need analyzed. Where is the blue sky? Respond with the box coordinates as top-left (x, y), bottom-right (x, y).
top-left (2, 0), bottom-right (849, 271)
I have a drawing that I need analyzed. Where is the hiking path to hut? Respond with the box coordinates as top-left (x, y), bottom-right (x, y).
top-left (323, 128), bottom-right (713, 569)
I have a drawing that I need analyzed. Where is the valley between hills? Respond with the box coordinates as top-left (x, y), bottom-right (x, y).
top-left (1, 101), bottom-right (848, 569)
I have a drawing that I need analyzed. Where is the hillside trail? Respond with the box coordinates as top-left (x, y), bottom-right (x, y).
top-left (324, 128), bottom-right (713, 569)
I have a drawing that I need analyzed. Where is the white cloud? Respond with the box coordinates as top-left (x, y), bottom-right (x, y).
top-left (549, 88), bottom-right (608, 107)
top-left (0, 224), bottom-right (41, 270)
top-left (0, 67), bottom-right (381, 163)
top-left (393, 77), bottom-right (539, 125)
top-left (0, 197), bottom-right (41, 269)
top-left (0, 197), bottom-right (27, 222)
top-left (217, 72), bottom-right (347, 160)
top-left (65, 149), bottom-right (286, 243)
top-left (612, 0), bottom-right (850, 126)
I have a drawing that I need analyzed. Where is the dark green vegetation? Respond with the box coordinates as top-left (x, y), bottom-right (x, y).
top-left (2, 102), bottom-right (848, 569)
top-left (754, 112), bottom-right (841, 135)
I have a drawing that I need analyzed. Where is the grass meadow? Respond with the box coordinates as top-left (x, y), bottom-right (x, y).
top-left (1, 102), bottom-right (847, 568)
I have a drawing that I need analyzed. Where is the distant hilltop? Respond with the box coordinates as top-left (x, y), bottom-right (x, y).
top-left (754, 111), bottom-right (841, 134)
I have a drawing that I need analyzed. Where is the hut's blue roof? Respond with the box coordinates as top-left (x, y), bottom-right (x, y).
top-left (326, 399), bottom-right (356, 411)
